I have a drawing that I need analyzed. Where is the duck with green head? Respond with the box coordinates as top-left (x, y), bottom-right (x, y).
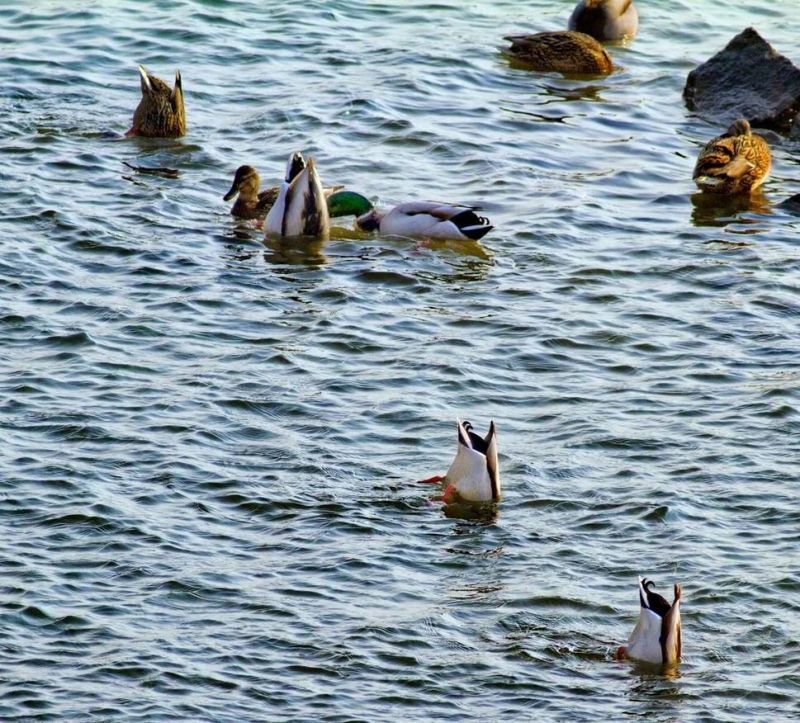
top-left (327, 192), bottom-right (494, 241)
top-left (126, 65), bottom-right (185, 138)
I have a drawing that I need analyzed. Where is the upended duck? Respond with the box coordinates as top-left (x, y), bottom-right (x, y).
top-left (224, 164), bottom-right (344, 220)
top-left (417, 419), bottom-right (500, 504)
top-left (326, 191), bottom-right (493, 241)
top-left (264, 152), bottom-right (330, 238)
top-left (693, 118), bottom-right (771, 195)
top-left (504, 31), bottom-right (613, 75)
top-left (616, 577), bottom-right (682, 665)
top-left (126, 65), bottom-right (185, 138)
top-left (568, 0), bottom-right (639, 41)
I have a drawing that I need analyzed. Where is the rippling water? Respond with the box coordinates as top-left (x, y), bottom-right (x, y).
top-left (2, 0), bottom-right (800, 720)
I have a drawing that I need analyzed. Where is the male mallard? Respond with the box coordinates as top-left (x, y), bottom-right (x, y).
top-left (568, 0), bottom-right (639, 41)
top-left (504, 31), bottom-right (613, 75)
top-left (616, 577), bottom-right (682, 666)
top-left (126, 65), bottom-right (185, 138)
top-left (417, 419), bottom-right (501, 504)
top-left (693, 118), bottom-right (771, 195)
top-left (327, 192), bottom-right (493, 241)
top-left (224, 164), bottom-right (346, 220)
top-left (264, 152), bottom-right (329, 238)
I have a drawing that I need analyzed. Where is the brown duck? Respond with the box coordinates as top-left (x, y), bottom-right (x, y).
top-left (693, 119), bottom-right (771, 195)
top-left (126, 65), bottom-right (186, 138)
top-left (504, 31), bottom-right (613, 75)
top-left (568, 0), bottom-right (639, 41)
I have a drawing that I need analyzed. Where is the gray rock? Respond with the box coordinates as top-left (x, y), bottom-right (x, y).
top-left (684, 27), bottom-right (800, 133)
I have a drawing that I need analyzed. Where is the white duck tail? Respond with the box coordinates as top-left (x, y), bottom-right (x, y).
top-left (444, 419), bottom-right (501, 503)
top-left (621, 577), bottom-right (682, 665)
top-left (265, 153), bottom-right (330, 238)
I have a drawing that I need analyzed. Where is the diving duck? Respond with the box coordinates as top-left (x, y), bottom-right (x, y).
top-left (616, 577), bottom-right (682, 666)
top-left (326, 192), bottom-right (493, 241)
top-left (126, 65), bottom-right (185, 138)
top-left (417, 419), bottom-right (500, 504)
top-left (504, 31), bottom-right (613, 75)
top-left (568, 0), bottom-right (638, 41)
top-left (693, 118), bottom-right (771, 195)
top-left (264, 152), bottom-right (330, 238)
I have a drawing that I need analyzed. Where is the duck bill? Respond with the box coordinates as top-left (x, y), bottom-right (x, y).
top-left (223, 183), bottom-right (238, 201)
top-left (485, 421), bottom-right (500, 501)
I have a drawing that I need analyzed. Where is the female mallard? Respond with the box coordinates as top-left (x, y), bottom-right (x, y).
top-left (326, 192), bottom-right (493, 241)
top-left (224, 165), bottom-right (346, 220)
top-left (568, 0), bottom-right (639, 41)
top-left (504, 31), bottom-right (613, 75)
top-left (126, 65), bottom-right (185, 138)
top-left (693, 119), bottom-right (771, 195)
top-left (264, 152), bottom-right (329, 238)
top-left (418, 419), bottom-right (501, 504)
top-left (616, 577), bottom-right (682, 666)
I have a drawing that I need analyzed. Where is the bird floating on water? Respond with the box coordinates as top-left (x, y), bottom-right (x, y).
top-left (693, 118), bottom-right (771, 195)
top-left (504, 31), bottom-right (613, 75)
top-left (616, 577), bottom-right (682, 665)
top-left (264, 152), bottom-right (330, 238)
top-left (568, 0), bottom-right (639, 41)
top-left (326, 192), bottom-right (493, 241)
top-left (417, 419), bottom-right (501, 504)
top-left (126, 65), bottom-right (185, 138)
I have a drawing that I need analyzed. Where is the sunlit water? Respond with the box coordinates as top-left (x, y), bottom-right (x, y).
top-left (1, 0), bottom-right (799, 720)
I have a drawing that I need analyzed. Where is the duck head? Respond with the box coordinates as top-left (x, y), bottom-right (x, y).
top-left (224, 165), bottom-right (260, 202)
top-left (127, 65), bottom-right (186, 138)
top-left (326, 191), bottom-right (375, 222)
top-left (617, 577), bottom-right (682, 665)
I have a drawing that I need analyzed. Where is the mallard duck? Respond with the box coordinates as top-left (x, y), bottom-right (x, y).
top-left (264, 152), bottom-right (330, 238)
top-left (504, 31), bottom-right (613, 75)
top-left (126, 65), bottom-right (185, 138)
top-left (224, 165), bottom-right (347, 220)
top-left (568, 0), bottom-right (638, 41)
top-left (693, 119), bottom-right (771, 195)
top-left (616, 577), bottom-right (682, 665)
top-left (417, 419), bottom-right (500, 504)
top-left (327, 192), bottom-right (493, 241)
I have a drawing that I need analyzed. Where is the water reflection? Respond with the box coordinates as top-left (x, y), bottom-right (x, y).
top-left (262, 236), bottom-right (329, 267)
top-left (689, 191), bottom-right (773, 228)
top-left (623, 662), bottom-right (684, 720)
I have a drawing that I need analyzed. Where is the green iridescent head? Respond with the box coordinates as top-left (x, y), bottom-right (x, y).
top-left (326, 190), bottom-right (374, 219)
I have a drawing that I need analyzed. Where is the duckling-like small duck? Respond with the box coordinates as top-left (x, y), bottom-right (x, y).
top-left (417, 419), bottom-right (500, 504)
top-left (693, 118), bottom-right (771, 195)
top-left (126, 65), bottom-right (185, 138)
top-left (264, 152), bottom-right (329, 238)
top-left (504, 31), bottom-right (613, 75)
top-left (568, 0), bottom-right (638, 41)
top-left (326, 192), bottom-right (493, 241)
top-left (616, 577), bottom-right (682, 666)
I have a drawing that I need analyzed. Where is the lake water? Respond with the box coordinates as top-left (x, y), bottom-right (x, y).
top-left (2, 0), bottom-right (799, 720)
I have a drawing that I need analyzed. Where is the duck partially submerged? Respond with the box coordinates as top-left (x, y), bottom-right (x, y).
top-left (126, 65), bottom-right (185, 138)
top-left (617, 577), bottom-right (682, 666)
top-left (568, 0), bottom-right (639, 41)
top-left (504, 31), bottom-right (613, 75)
top-left (327, 192), bottom-right (493, 241)
top-left (418, 419), bottom-right (501, 504)
top-left (693, 118), bottom-right (771, 195)
top-left (264, 152), bottom-right (330, 238)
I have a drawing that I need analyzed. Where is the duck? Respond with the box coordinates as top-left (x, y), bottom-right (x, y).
top-left (326, 191), bottom-right (493, 241)
top-left (264, 152), bottom-right (330, 238)
top-left (224, 165), bottom-right (346, 221)
top-left (504, 31), bottom-right (613, 75)
top-left (126, 65), bottom-right (185, 138)
top-left (568, 0), bottom-right (639, 41)
top-left (417, 419), bottom-right (500, 504)
top-left (616, 577), bottom-right (682, 665)
top-left (693, 118), bottom-right (771, 195)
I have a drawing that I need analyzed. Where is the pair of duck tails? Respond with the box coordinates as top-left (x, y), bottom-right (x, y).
top-left (126, 66), bottom-right (185, 138)
top-left (693, 118), bottom-right (772, 195)
top-left (505, 0), bottom-right (637, 75)
top-left (618, 577), bottom-right (682, 665)
top-left (264, 152), bottom-right (330, 238)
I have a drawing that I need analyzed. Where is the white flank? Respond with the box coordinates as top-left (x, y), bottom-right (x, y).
top-left (265, 156), bottom-right (329, 239)
top-left (625, 605), bottom-right (664, 665)
top-left (378, 203), bottom-right (469, 240)
top-left (444, 418), bottom-right (495, 503)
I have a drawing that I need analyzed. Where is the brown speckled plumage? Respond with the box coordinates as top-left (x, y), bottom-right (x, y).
top-left (693, 119), bottom-right (771, 195)
top-left (504, 31), bottom-right (613, 75)
top-left (127, 66), bottom-right (186, 138)
top-left (223, 165), bottom-right (280, 220)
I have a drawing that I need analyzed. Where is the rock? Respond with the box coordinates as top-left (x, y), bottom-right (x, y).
top-left (684, 27), bottom-right (800, 133)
